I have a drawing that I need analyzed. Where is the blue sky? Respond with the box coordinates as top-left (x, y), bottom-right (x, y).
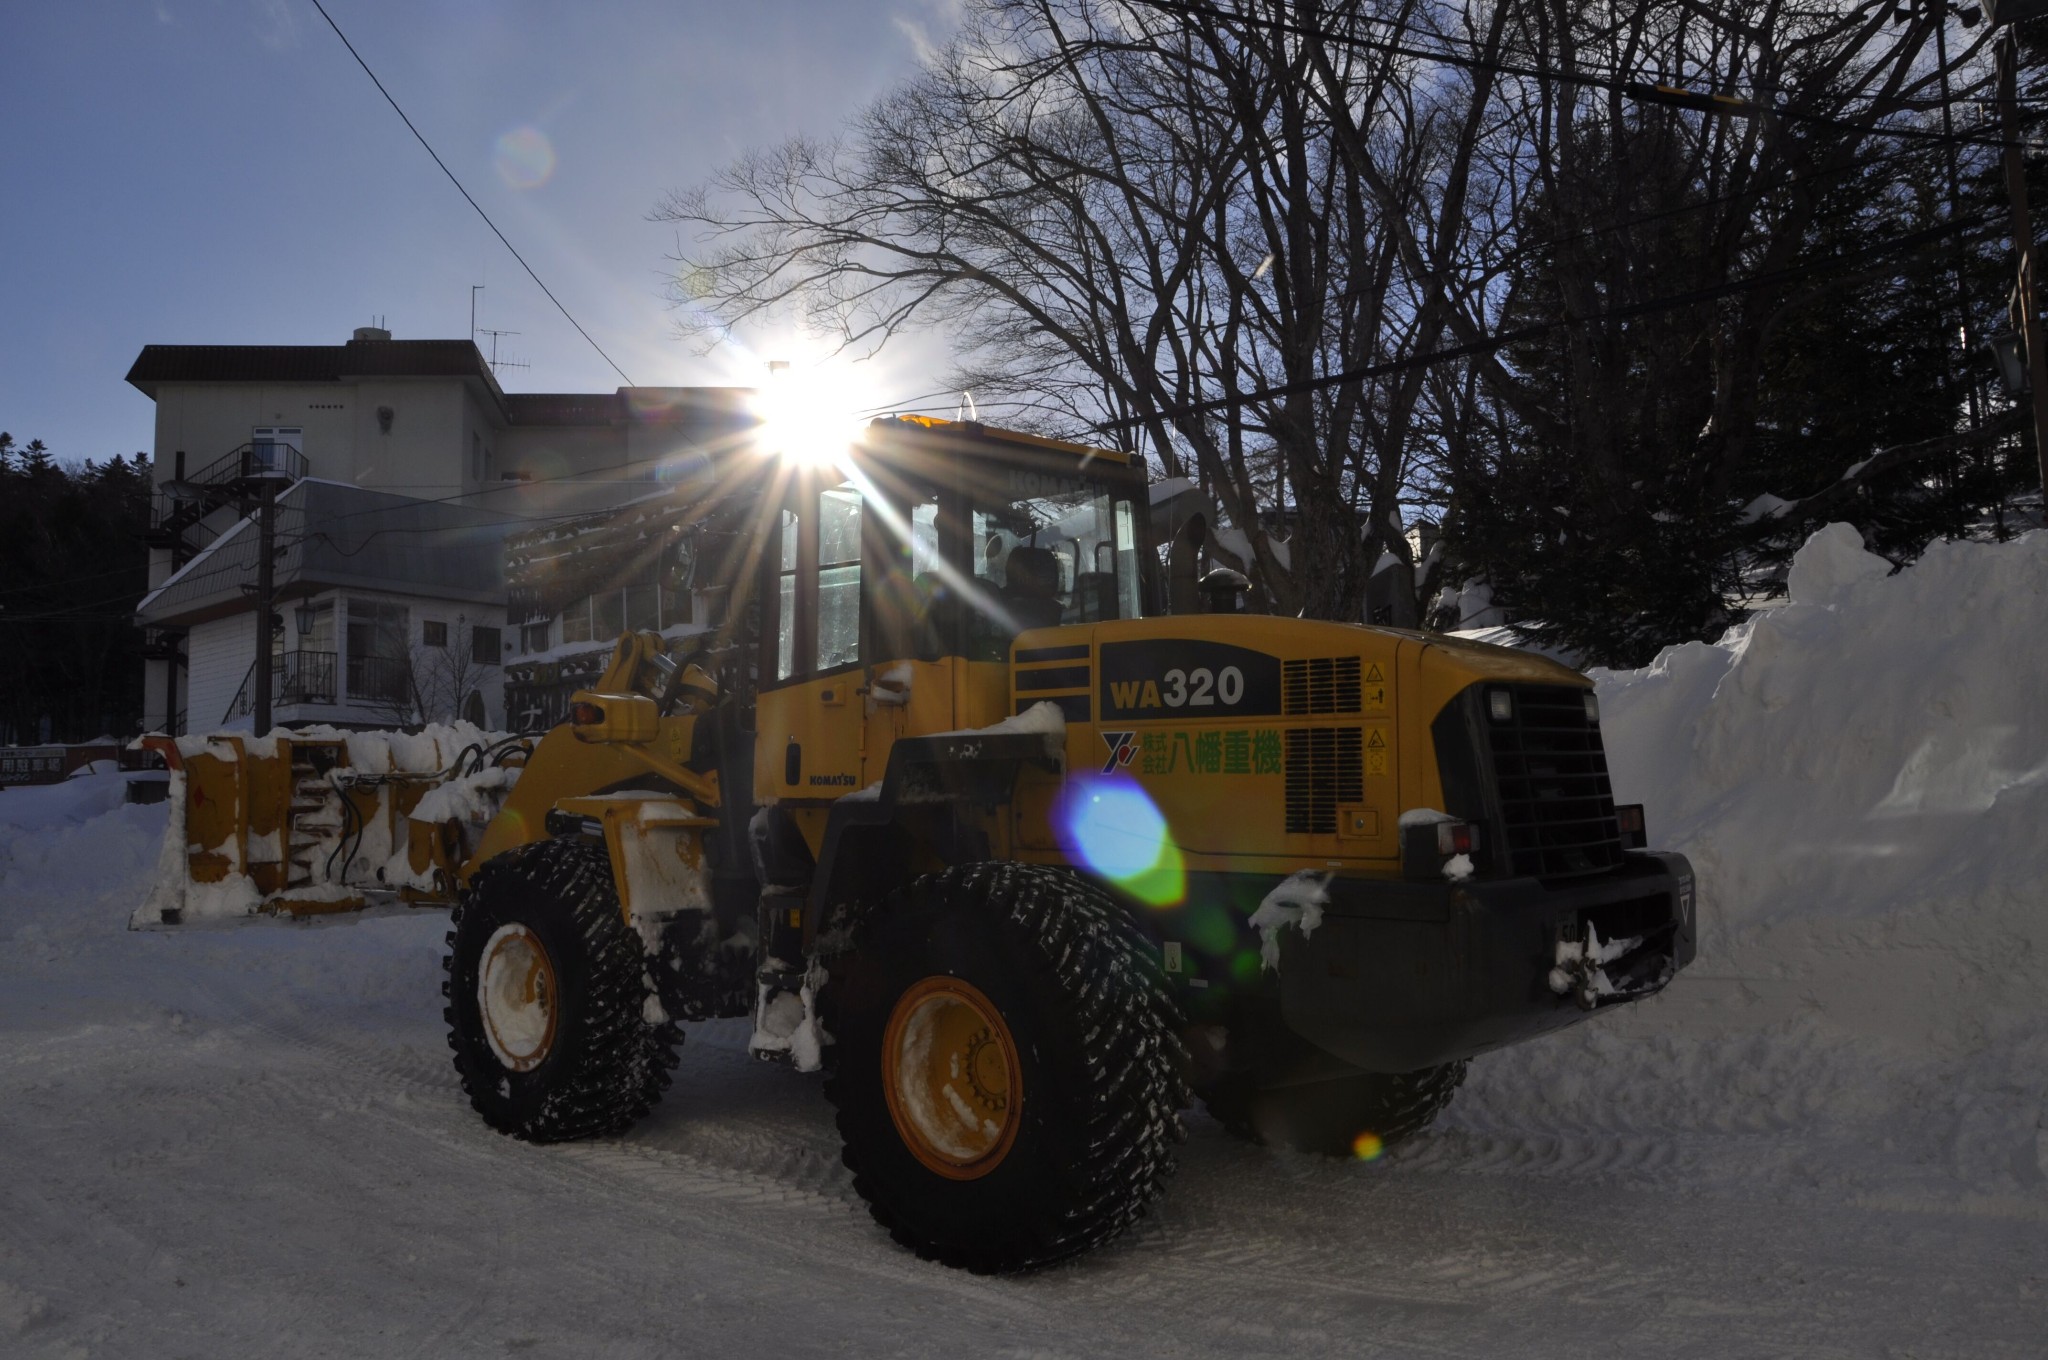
top-left (1, 0), bottom-right (957, 466)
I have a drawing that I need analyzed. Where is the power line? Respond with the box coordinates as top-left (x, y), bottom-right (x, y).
top-left (304, 0), bottom-right (635, 385)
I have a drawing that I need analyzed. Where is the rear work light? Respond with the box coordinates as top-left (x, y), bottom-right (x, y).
top-left (1583, 691), bottom-right (1600, 723)
top-left (1488, 689), bottom-right (1514, 722)
top-left (1615, 803), bottom-right (1647, 849)
top-left (570, 701), bottom-right (605, 726)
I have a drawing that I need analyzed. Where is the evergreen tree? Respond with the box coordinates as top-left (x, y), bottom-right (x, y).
top-left (0, 440), bottom-right (152, 744)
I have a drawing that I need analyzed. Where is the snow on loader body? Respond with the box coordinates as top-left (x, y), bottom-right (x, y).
top-left (150, 416), bottom-right (1698, 1272)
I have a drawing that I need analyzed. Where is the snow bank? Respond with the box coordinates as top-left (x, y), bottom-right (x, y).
top-left (0, 762), bottom-right (133, 832)
top-left (0, 769), bottom-right (170, 953)
top-left (1452, 525), bottom-right (2048, 1202)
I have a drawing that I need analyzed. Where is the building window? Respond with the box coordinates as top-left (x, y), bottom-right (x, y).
top-left (562, 599), bottom-right (592, 644)
top-left (660, 577), bottom-right (692, 627)
top-left (625, 582), bottom-right (658, 633)
top-left (345, 598), bottom-right (411, 703)
top-left (472, 625), bottom-right (503, 661)
top-left (522, 621), bottom-right (550, 653)
top-left (423, 620), bottom-right (448, 648)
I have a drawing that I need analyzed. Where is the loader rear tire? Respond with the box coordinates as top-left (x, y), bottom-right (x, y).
top-left (1202, 1060), bottom-right (1466, 1158)
top-left (443, 836), bottom-right (678, 1142)
top-left (826, 863), bottom-right (1188, 1274)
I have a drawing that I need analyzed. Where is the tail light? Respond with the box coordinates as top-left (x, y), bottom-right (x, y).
top-left (571, 701), bottom-right (605, 727)
top-left (1403, 816), bottom-right (1482, 879)
top-left (1436, 820), bottom-right (1480, 856)
top-left (1615, 803), bottom-right (1647, 849)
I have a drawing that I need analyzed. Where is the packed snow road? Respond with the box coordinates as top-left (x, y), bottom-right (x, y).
top-left (4, 899), bottom-right (2037, 1359)
top-left (5, 525), bottom-right (2046, 1357)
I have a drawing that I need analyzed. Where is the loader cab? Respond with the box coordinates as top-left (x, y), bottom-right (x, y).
top-left (754, 417), bottom-right (1149, 806)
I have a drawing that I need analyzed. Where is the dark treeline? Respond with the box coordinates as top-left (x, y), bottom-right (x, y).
top-left (0, 433), bottom-right (151, 744)
top-left (664, 0), bottom-right (2045, 665)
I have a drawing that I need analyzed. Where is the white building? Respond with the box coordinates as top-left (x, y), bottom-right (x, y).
top-left (128, 327), bottom-right (752, 733)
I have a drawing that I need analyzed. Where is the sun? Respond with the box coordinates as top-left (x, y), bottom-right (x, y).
top-left (750, 356), bottom-right (869, 469)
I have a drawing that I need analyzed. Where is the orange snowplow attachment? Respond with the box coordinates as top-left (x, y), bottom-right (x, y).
top-left (135, 726), bottom-right (529, 927)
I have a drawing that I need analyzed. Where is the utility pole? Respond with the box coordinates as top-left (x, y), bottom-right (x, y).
top-left (1995, 22), bottom-right (2048, 499)
top-left (253, 479), bottom-right (277, 736)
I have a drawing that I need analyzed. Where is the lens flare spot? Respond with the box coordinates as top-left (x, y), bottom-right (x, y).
top-left (1055, 775), bottom-right (1185, 907)
top-left (1352, 1130), bottom-right (1384, 1161)
top-left (494, 126), bottom-right (556, 189)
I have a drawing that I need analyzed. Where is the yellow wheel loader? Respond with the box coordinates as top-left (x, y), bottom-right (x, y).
top-left (430, 415), bottom-right (1696, 1273)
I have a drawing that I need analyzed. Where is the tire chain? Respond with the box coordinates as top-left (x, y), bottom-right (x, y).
top-left (442, 838), bottom-right (681, 1143)
top-left (836, 862), bottom-right (1191, 1268)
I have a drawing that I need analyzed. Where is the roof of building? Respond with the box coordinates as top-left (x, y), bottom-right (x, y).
top-left (126, 339), bottom-right (759, 435)
top-left (124, 339), bottom-right (503, 400)
top-left (505, 386), bottom-right (756, 430)
top-left (136, 479), bottom-right (513, 627)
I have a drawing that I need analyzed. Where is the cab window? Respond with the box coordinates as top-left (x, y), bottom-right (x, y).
top-left (966, 471), bottom-right (1143, 659)
top-left (817, 485), bottom-right (862, 670)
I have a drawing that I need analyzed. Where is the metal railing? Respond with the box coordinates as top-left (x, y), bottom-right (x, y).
top-left (149, 442), bottom-right (309, 559)
top-left (180, 441), bottom-right (309, 491)
top-left (224, 650), bottom-right (340, 720)
top-left (345, 654), bottom-right (411, 706)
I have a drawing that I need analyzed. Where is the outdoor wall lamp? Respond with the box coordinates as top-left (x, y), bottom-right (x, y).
top-left (377, 405), bottom-right (395, 434)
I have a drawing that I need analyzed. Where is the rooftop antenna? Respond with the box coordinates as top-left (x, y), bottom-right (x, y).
top-left (470, 285), bottom-right (484, 343)
top-left (478, 328), bottom-right (529, 376)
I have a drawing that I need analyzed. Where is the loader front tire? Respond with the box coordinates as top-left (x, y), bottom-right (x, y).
top-left (1202, 1060), bottom-right (1467, 1158)
top-left (826, 863), bottom-right (1187, 1273)
top-left (443, 836), bottom-right (678, 1142)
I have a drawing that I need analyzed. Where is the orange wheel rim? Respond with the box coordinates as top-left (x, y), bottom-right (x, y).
top-left (478, 923), bottom-right (559, 1072)
top-left (881, 976), bottom-right (1022, 1180)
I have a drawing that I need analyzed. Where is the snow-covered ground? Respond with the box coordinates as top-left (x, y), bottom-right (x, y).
top-left (2, 525), bottom-right (2043, 1357)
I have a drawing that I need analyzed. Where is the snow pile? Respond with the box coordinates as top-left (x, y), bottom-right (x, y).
top-left (407, 766), bottom-right (519, 826)
top-left (0, 766), bottom-right (166, 954)
top-left (1450, 525), bottom-right (2048, 1202)
top-left (332, 722), bottom-right (507, 775)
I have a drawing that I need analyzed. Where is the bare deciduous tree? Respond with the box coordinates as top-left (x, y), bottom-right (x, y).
top-left (658, 0), bottom-right (1500, 621)
top-left (368, 616), bottom-right (499, 731)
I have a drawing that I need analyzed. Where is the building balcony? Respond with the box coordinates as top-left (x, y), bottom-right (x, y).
top-left (224, 650), bottom-right (339, 720)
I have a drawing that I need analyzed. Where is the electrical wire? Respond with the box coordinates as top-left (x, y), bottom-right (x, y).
top-left (304, 0), bottom-right (635, 386)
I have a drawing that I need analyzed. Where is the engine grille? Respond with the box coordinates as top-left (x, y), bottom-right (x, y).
top-left (1488, 684), bottom-right (1626, 878)
top-left (1285, 727), bottom-right (1362, 834)
top-left (1283, 657), bottom-right (1362, 715)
